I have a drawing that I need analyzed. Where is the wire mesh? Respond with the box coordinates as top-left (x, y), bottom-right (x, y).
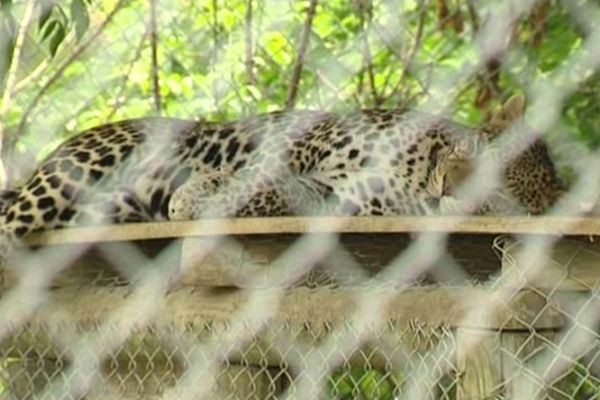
top-left (1, 0), bottom-right (600, 399)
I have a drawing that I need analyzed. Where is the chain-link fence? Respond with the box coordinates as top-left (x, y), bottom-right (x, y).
top-left (4, 229), bottom-right (600, 399)
top-left (1, 0), bottom-right (600, 399)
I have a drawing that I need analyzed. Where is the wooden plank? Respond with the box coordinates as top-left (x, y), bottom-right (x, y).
top-left (178, 234), bottom-right (501, 288)
top-left (500, 330), bottom-right (558, 399)
top-left (502, 237), bottom-right (600, 291)
top-left (8, 234), bottom-right (500, 289)
top-left (1, 240), bottom-right (179, 289)
top-left (0, 287), bottom-right (565, 359)
top-left (23, 216), bottom-right (600, 246)
top-left (178, 234), bottom-right (399, 288)
top-left (456, 327), bottom-right (502, 400)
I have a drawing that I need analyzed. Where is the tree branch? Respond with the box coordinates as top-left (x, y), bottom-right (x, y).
top-left (211, 0), bottom-right (220, 110)
top-left (285, 0), bottom-right (318, 110)
top-left (13, 30), bottom-right (77, 94)
top-left (107, 26), bottom-right (151, 120)
top-left (149, 0), bottom-right (162, 115)
top-left (358, 0), bottom-right (381, 105)
top-left (465, 0), bottom-right (479, 33)
top-left (371, 0), bottom-right (426, 107)
top-left (395, 0), bottom-right (427, 107)
top-left (244, 0), bottom-right (256, 85)
top-left (16, 0), bottom-right (129, 137)
top-left (0, 0), bottom-right (36, 188)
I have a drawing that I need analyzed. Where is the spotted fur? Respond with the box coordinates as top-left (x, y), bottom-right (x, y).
top-left (0, 96), bottom-right (565, 258)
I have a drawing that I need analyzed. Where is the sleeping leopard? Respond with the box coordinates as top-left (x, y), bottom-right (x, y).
top-left (0, 95), bottom-right (565, 258)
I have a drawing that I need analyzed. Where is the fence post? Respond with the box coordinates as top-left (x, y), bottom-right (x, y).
top-left (456, 327), bottom-right (502, 400)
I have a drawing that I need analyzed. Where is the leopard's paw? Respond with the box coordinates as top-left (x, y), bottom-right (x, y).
top-left (439, 196), bottom-right (472, 215)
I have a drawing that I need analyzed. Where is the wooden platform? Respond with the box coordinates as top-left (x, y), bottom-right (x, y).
top-left (14, 216), bottom-right (600, 290)
top-left (23, 215), bottom-right (600, 246)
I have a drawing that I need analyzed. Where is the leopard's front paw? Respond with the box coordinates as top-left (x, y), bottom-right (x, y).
top-left (169, 191), bottom-right (234, 220)
top-left (439, 196), bottom-right (472, 215)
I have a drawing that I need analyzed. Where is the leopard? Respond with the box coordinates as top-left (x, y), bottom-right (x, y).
top-left (168, 94), bottom-right (565, 219)
top-left (0, 95), bottom-right (565, 261)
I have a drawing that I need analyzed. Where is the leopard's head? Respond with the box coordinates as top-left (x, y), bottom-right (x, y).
top-left (444, 94), bottom-right (566, 215)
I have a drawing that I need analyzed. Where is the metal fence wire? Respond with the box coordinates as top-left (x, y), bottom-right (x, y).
top-left (1, 0), bottom-right (600, 399)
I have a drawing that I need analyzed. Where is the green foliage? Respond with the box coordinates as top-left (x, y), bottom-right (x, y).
top-left (549, 361), bottom-right (600, 399)
top-left (326, 362), bottom-right (600, 400)
top-left (0, 0), bottom-right (93, 88)
top-left (564, 72), bottom-right (600, 149)
top-left (328, 368), bottom-right (396, 400)
top-left (0, 0), bottom-right (598, 168)
top-left (327, 367), bottom-right (456, 400)
top-left (38, 0), bottom-right (92, 56)
top-left (70, 0), bottom-right (91, 40)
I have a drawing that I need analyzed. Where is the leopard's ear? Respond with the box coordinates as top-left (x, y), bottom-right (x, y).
top-left (487, 94), bottom-right (526, 130)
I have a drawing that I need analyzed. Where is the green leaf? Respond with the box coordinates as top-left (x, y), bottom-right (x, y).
top-left (359, 370), bottom-right (393, 400)
top-left (261, 31), bottom-right (292, 65)
top-left (38, 3), bottom-right (55, 30)
top-left (42, 19), bottom-right (59, 41)
top-left (70, 0), bottom-right (89, 40)
top-left (168, 56), bottom-right (187, 75)
top-left (328, 372), bottom-right (354, 398)
top-left (49, 23), bottom-right (66, 57)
